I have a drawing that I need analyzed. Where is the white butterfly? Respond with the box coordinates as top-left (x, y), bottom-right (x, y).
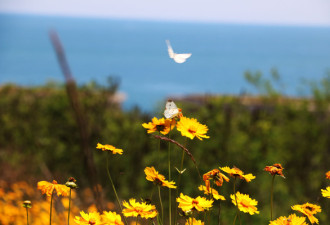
top-left (166, 40), bottom-right (192, 63)
top-left (164, 99), bottom-right (182, 119)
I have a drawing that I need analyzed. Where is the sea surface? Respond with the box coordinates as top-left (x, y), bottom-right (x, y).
top-left (1, 13), bottom-right (330, 112)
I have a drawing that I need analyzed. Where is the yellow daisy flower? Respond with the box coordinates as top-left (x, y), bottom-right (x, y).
top-left (325, 171), bottom-right (330, 180)
top-left (37, 180), bottom-right (70, 197)
top-left (176, 193), bottom-right (213, 212)
top-left (144, 167), bottom-right (176, 189)
top-left (321, 186), bottom-right (330, 198)
top-left (122, 198), bottom-right (157, 219)
top-left (176, 117), bottom-right (210, 140)
top-left (185, 218), bottom-right (204, 225)
top-left (102, 211), bottom-right (124, 225)
top-left (198, 185), bottom-right (225, 201)
top-left (203, 169), bottom-right (229, 187)
top-left (96, 143), bottom-right (123, 154)
top-left (74, 211), bottom-right (102, 225)
top-left (142, 117), bottom-right (176, 135)
top-left (230, 192), bottom-right (259, 215)
top-left (291, 203), bottom-right (321, 224)
top-left (269, 214), bottom-right (307, 225)
top-left (220, 166), bottom-right (255, 182)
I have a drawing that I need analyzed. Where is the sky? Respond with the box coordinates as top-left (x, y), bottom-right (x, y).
top-left (1, 0), bottom-right (330, 26)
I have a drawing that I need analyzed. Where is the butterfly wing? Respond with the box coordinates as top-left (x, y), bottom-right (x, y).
top-left (173, 53), bottom-right (192, 63)
top-left (166, 40), bottom-right (175, 58)
top-left (164, 100), bottom-right (180, 119)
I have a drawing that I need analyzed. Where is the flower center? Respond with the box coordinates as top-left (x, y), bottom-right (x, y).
top-left (88, 220), bottom-right (96, 225)
top-left (188, 126), bottom-right (197, 134)
top-left (156, 125), bottom-right (165, 131)
top-left (192, 200), bottom-right (199, 205)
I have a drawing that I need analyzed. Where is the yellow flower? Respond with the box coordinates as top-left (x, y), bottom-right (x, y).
top-left (142, 117), bottom-right (176, 135)
top-left (220, 166), bottom-right (255, 182)
top-left (269, 214), bottom-right (307, 225)
top-left (264, 163), bottom-right (285, 178)
top-left (230, 192), bottom-right (259, 215)
top-left (291, 203), bottom-right (321, 224)
top-left (122, 198), bottom-right (157, 219)
top-left (74, 211), bottom-right (102, 225)
top-left (325, 171), bottom-right (330, 180)
top-left (321, 186), bottom-right (330, 198)
top-left (176, 193), bottom-right (213, 212)
top-left (37, 180), bottom-right (70, 197)
top-left (176, 117), bottom-right (210, 140)
top-left (102, 211), bottom-right (124, 225)
top-left (185, 218), bottom-right (204, 225)
top-left (203, 169), bottom-right (229, 187)
top-left (144, 167), bottom-right (176, 189)
top-left (198, 185), bottom-right (225, 201)
top-left (96, 143), bottom-right (123, 154)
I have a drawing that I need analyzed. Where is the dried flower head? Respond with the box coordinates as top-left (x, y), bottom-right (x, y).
top-left (22, 200), bottom-right (32, 208)
top-left (264, 163), bottom-right (285, 178)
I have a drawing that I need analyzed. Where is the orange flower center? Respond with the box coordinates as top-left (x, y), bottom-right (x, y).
top-left (134, 206), bottom-right (144, 214)
top-left (240, 199), bottom-right (252, 208)
top-left (188, 126), bottom-right (197, 134)
top-left (88, 220), bottom-right (96, 225)
top-left (192, 200), bottom-right (199, 206)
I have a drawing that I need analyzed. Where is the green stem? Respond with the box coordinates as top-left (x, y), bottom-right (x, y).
top-left (233, 178), bottom-right (241, 225)
top-left (270, 175), bottom-right (275, 221)
top-left (158, 186), bottom-right (164, 223)
top-left (68, 189), bottom-right (72, 225)
top-left (136, 216), bottom-right (139, 225)
top-left (168, 123), bottom-right (172, 225)
top-left (218, 201), bottom-right (221, 225)
top-left (26, 208), bottom-right (29, 225)
top-left (106, 153), bottom-right (128, 225)
top-left (50, 192), bottom-right (53, 225)
top-left (174, 139), bottom-right (187, 225)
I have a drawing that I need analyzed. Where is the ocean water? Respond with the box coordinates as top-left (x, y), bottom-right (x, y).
top-left (1, 13), bottom-right (330, 111)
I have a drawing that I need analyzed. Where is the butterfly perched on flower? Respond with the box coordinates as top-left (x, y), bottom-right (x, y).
top-left (164, 99), bottom-right (182, 119)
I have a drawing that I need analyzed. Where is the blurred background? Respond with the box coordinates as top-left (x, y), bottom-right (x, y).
top-left (0, 0), bottom-right (330, 224)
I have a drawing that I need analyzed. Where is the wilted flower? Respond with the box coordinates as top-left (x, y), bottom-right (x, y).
top-left (198, 185), bottom-right (225, 200)
top-left (37, 180), bottom-right (69, 197)
top-left (230, 192), bottom-right (259, 215)
top-left (22, 200), bottom-right (32, 208)
top-left (122, 198), bottom-right (157, 219)
top-left (203, 169), bottom-right (229, 187)
top-left (321, 186), bottom-right (330, 198)
top-left (220, 166), bottom-right (255, 182)
top-left (264, 163), bottom-right (285, 178)
top-left (325, 171), bottom-right (330, 180)
top-left (74, 211), bottom-right (102, 225)
top-left (96, 143), bottom-right (123, 154)
top-left (176, 193), bottom-right (213, 212)
top-left (65, 177), bottom-right (78, 189)
top-left (142, 117), bottom-right (176, 135)
top-left (269, 214), bottom-right (307, 225)
top-left (144, 166), bottom-right (176, 189)
top-left (291, 203), bottom-right (321, 224)
top-left (176, 117), bottom-right (210, 140)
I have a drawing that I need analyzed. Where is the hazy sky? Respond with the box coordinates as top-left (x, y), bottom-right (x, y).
top-left (1, 0), bottom-right (330, 26)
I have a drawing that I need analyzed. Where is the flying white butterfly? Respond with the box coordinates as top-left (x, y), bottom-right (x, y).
top-left (164, 99), bottom-right (182, 119)
top-left (166, 40), bottom-right (192, 63)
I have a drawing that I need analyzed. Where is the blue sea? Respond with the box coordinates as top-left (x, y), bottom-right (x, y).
top-left (1, 13), bottom-right (330, 112)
